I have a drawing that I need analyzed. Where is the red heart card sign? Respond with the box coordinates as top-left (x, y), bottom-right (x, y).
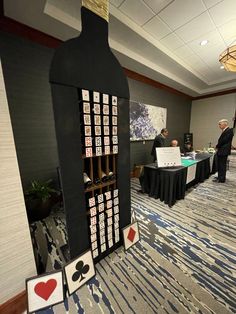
top-left (34, 279), bottom-right (57, 301)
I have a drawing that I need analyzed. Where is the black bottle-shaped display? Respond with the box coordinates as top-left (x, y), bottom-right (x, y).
top-left (50, 0), bottom-right (130, 260)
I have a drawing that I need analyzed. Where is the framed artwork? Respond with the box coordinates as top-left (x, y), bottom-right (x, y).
top-left (64, 250), bottom-right (95, 295)
top-left (130, 101), bottom-right (167, 141)
top-left (122, 221), bottom-right (140, 250)
top-left (26, 270), bottom-right (64, 313)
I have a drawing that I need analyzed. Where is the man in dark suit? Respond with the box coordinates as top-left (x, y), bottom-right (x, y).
top-left (151, 128), bottom-right (168, 161)
top-left (214, 119), bottom-right (234, 183)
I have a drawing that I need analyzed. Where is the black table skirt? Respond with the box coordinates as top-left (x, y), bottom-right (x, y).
top-left (140, 154), bottom-right (211, 207)
top-left (141, 164), bottom-right (187, 207)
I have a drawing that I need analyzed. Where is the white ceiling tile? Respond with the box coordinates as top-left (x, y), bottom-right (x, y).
top-left (143, 15), bottom-right (171, 40)
top-left (160, 32), bottom-right (185, 49)
top-left (175, 12), bottom-right (216, 43)
top-left (143, 0), bottom-right (173, 14)
top-left (202, 0), bottom-right (223, 9)
top-left (174, 45), bottom-right (195, 60)
top-left (218, 19), bottom-right (236, 42)
top-left (188, 30), bottom-right (225, 54)
top-left (158, 0), bottom-right (206, 29)
top-left (119, 0), bottom-right (154, 26)
top-left (209, 0), bottom-right (236, 26)
top-left (224, 36), bottom-right (236, 46)
top-left (109, 0), bottom-right (124, 8)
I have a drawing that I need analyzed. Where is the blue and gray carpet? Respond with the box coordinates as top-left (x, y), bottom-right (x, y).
top-left (38, 166), bottom-right (236, 314)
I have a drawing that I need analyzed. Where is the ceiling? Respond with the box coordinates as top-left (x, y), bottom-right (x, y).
top-left (3, 0), bottom-right (236, 97)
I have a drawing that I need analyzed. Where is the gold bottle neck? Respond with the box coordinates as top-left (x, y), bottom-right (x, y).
top-left (82, 0), bottom-right (109, 22)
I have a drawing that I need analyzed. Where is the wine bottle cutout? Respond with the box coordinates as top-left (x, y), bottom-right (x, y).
top-left (50, 0), bottom-right (130, 259)
top-left (83, 172), bottom-right (92, 188)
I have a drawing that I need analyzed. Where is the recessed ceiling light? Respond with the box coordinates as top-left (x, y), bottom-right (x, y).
top-left (200, 40), bottom-right (208, 46)
top-left (220, 65), bottom-right (224, 69)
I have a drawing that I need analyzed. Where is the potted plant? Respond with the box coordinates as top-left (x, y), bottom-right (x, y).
top-left (25, 179), bottom-right (59, 222)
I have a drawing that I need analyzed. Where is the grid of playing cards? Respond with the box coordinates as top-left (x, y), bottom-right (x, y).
top-left (80, 89), bottom-right (118, 157)
top-left (88, 189), bottom-right (120, 259)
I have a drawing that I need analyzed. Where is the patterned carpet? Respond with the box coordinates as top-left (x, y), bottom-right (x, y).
top-left (38, 165), bottom-right (236, 314)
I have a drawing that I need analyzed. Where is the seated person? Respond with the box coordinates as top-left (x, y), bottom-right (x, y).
top-left (183, 142), bottom-right (193, 154)
top-left (170, 139), bottom-right (178, 147)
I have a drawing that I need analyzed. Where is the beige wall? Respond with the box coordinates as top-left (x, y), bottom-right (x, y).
top-left (190, 93), bottom-right (236, 150)
top-left (0, 60), bottom-right (36, 304)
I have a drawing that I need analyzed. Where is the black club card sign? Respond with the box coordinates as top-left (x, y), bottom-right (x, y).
top-left (64, 250), bottom-right (95, 295)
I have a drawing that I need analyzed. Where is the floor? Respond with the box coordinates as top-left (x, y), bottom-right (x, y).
top-left (38, 166), bottom-right (236, 314)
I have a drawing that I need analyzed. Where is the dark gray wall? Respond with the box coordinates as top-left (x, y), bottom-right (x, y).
top-left (128, 79), bottom-right (191, 169)
top-left (0, 31), bottom-right (191, 186)
top-left (0, 31), bottom-right (58, 188)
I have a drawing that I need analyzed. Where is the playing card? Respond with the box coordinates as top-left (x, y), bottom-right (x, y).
top-left (107, 232), bottom-right (113, 240)
top-left (108, 239), bottom-right (113, 248)
top-left (104, 126), bottom-right (109, 135)
top-left (112, 105), bottom-right (117, 116)
top-left (107, 226), bottom-right (113, 234)
top-left (99, 212), bottom-right (105, 221)
top-left (101, 243), bottom-right (106, 252)
top-left (114, 222), bottom-right (119, 230)
top-left (91, 241), bottom-right (97, 250)
top-left (83, 102), bottom-right (90, 113)
top-left (112, 96), bottom-right (117, 106)
top-left (99, 221), bottom-right (105, 230)
top-left (84, 114), bottom-right (91, 125)
top-left (90, 225), bottom-right (97, 234)
top-left (93, 103), bottom-right (100, 114)
top-left (107, 200), bottom-right (112, 209)
top-left (105, 191), bottom-right (111, 200)
top-left (113, 145), bottom-right (118, 154)
top-left (85, 137), bottom-right (92, 147)
top-left (90, 216), bottom-right (97, 226)
top-left (88, 197), bottom-right (96, 207)
top-left (113, 189), bottom-right (118, 197)
top-left (112, 126), bottom-right (117, 135)
top-left (112, 116), bottom-right (117, 125)
top-left (112, 136), bottom-right (118, 144)
top-left (85, 126), bottom-right (91, 136)
top-left (103, 94), bottom-right (109, 104)
top-left (93, 91), bottom-right (100, 103)
top-left (103, 115), bottom-right (109, 125)
top-left (91, 233), bottom-right (97, 242)
top-left (95, 126), bottom-right (101, 136)
top-left (106, 208), bottom-right (113, 217)
top-left (104, 136), bottom-right (110, 145)
top-left (114, 205), bottom-right (119, 214)
top-left (95, 137), bottom-right (102, 147)
top-left (100, 228), bottom-right (105, 237)
top-left (98, 203), bottom-right (104, 212)
top-left (90, 207), bottom-right (97, 217)
top-left (97, 193), bottom-right (104, 203)
top-left (96, 146), bottom-right (102, 156)
top-left (85, 147), bottom-right (93, 157)
top-left (103, 104), bottom-right (109, 115)
top-left (92, 248), bottom-right (98, 258)
top-left (94, 115), bottom-right (101, 125)
top-left (100, 235), bottom-right (106, 244)
top-left (113, 197), bottom-right (119, 206)
top-left (107, 217), bottom-right (113, 226)
top-left (104, 146), bottom-right (110, 155)
top-left (82, 89), bottom-right (90, 101)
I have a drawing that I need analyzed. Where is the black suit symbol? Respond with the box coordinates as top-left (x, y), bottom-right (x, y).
top-left (72, 261), bottom-right (90, 282)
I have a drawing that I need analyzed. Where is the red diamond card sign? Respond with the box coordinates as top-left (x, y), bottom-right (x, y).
top-left (127, 227), bottom-right (136, 242)
top-left (122, 222), bottom-right (140, 250)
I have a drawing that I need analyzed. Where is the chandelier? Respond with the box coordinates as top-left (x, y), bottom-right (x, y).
top-left (219, 44), bottom-right (236, 72)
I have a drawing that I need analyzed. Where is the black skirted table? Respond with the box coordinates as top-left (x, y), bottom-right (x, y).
top-left (140, 153), bottom-right (211, 207)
